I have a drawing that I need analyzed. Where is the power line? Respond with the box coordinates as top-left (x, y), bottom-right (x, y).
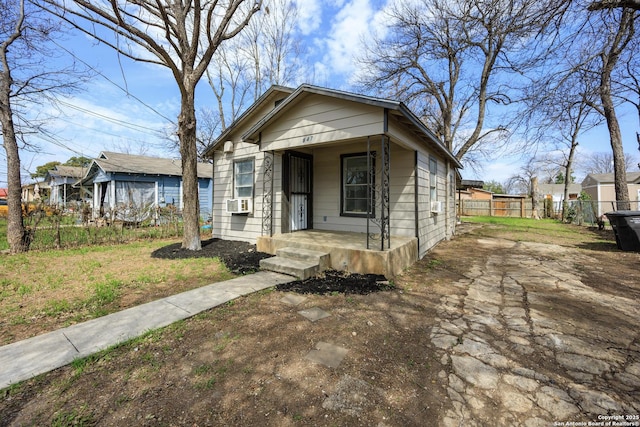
top-left (51, 39), bottom-right (176, 124)
top-left (58, 100), bottom-right (170, 137)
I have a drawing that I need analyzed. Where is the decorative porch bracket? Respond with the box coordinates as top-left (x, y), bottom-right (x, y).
top-left (367, 135), bottom-right (391, 250)
top-left (262, 151), bottom-right (274, 236)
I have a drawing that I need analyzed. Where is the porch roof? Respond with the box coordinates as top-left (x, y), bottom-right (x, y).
top-left (241, 84), bottom-right (462, 169)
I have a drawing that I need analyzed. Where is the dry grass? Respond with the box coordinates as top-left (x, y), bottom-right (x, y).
top-left (0, 239), bottom-right (232, 345)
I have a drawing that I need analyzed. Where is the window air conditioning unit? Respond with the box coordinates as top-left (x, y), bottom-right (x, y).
top-left (431, 200), bottom-right (442, 214)
top-left (226, 198), bottom-right (253, 214)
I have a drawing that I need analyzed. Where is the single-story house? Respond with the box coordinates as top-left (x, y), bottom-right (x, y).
top-left (539, 183), bottom-right (582, 214)
top-left (457, 187), bottom-right (492, 201)
top-left (78, 151), bottom-right (214, 222)
top-left (46, 165), bottom-right (86, 207)
top-left (21, 181), bottom-right (50, 203)
top-left (203, 84), bottom-right (462, 277)
top-left (581, 172), bottom-right (640, 217)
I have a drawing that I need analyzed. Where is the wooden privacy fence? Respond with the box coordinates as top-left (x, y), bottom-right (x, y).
top-left (458, 199), bottom-right (533, 218)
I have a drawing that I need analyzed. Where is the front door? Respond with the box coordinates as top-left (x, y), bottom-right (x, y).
top-left (285, 152), bottom-right (312, 231)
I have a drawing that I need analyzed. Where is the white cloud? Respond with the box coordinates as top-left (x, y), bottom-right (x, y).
top-left (317, 0), bottom-right (391, 84)
top-left (294, 0), bottom-right (323, 35)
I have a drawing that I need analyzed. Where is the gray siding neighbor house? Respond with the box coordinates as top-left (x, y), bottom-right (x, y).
top-left (203, 85), bottom-right (461, 277)
top-left (79, 151), bottom-right (214, 222)
top-left (46, 165), bottom-right (86, 207)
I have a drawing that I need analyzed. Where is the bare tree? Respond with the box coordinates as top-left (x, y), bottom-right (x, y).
top-left (204, 0), bottom-right (300, 133)
top-left (582, 7), bottom-right (637, 210)
top-left (1, 0), bottom-right (83, 253)
top-left (588, 0), bottom-right (640, 11)
top-left (578, 151), bottom-right (637, 174)
top-left (37, 0), bottom-right (262, 250)
top-left (205, 42), bottom-right (253, 132)
top-left (359, 0), bottom-right (569, 163)
top-left (249, 0), bottom-right (301, 91)
top-left (524, 61), bottom-right (602, 220)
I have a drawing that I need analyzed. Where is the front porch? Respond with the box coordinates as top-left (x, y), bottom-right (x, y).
top-left (257, 230), bottom-right (418, 278)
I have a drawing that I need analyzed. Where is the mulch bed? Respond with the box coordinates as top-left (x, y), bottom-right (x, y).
top-left (151, 238), bottom-right (392, 294)
top-left (275, 269), bottom-right (392, 295)
top-left (151, 238), bottom-right (272, 274)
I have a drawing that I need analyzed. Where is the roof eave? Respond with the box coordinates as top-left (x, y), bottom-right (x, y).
top-left (203, 85), bottom-right (295, 157)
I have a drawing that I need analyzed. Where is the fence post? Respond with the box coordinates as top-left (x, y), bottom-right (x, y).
top-left (489, 199), bottom-right (494, 217)
top-left (520, 199), bottom-right (525, 218)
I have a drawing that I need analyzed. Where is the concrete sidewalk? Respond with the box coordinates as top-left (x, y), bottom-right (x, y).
top-left (0, 271), bottom-right (294, 390)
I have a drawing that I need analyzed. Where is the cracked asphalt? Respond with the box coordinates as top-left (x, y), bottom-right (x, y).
top-left (428, 236), bottom-right (640, 426)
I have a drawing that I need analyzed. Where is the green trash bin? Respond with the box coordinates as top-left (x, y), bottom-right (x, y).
top-left (604, 211), bottom-right (640, 251)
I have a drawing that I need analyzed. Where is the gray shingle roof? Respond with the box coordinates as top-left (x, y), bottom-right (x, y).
top-left (48, 165), bottom-right (86, 179)
top-left (582, 172), bottom-right (640, 184)
top-left (93, 152), bottom-right (213, 179)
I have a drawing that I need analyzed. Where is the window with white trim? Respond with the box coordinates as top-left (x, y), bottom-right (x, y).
top-left (429, 156), bottom-right (438, 201)
top-left (234, 158), bottom-right (254, 198)
top-left (341, 153), bottom-right (374, 216)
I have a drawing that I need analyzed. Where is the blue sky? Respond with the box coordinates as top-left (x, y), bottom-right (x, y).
top-left (4, 0), bottom-right (639, 189)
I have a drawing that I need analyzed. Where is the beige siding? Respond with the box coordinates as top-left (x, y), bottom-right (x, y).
top-left (416, 152), bottom-right (450, 258)
top-left (312, 141), bottom-right (416, 237)
top-left (387, 117), bottom-right (428, 153)
top-left (223, 92), bottom-right (291, 146)
top-left (261, 96), bottom-right (384, 151)
top-left (213, 142), bottom-right (283, 243)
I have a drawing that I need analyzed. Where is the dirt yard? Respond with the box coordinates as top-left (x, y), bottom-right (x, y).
top-left (1, 222), bottom-right (639, 426)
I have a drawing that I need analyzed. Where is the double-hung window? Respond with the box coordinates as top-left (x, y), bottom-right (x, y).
top-left (341, 153), bottom-right (374, 216)
top-left (234, 158), bottom-right (254, 198)
top-left (429, 156), bottom-right (438, 201)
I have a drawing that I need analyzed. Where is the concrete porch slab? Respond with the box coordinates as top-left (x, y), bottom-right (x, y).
top-left (305, 341), bottom-right (349, 368)
top-left (257, 230), bottom-right (418, 277)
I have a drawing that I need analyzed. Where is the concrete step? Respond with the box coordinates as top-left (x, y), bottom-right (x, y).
top-left (259, 256), bottom-right (320, 280)
top-left (276, 247), bottom-right (330, 270)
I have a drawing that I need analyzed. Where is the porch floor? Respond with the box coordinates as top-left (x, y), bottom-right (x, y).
top-left (257, 230), bottom-right (418, 278)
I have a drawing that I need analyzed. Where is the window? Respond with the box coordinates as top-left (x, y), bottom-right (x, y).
top-left (234, 158), bottom-right (254, 198)
top-left (429, 156), bottom-right (438, 201)
top-left (341, 153), bottom-right (374, 216)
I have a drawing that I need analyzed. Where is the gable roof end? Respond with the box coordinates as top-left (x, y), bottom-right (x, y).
top-left (241, 84), bottom-right (462, 169)
top-left (202, 85), bottom-right (295, 158)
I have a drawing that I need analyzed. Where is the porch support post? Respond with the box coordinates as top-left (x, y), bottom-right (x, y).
top-left (262, 150), bottom-right (274, 236)
top-left (380, 135), bottom-right (390, 250)
top-left (366, 135), bottom-right (391, 250)
top-left (367, 137), bottom-right (371, 249)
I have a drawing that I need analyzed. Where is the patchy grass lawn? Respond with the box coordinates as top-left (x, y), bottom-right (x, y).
top-left (0, 238), bottom-right (232, 345)
top-left (1, 217), bottom-right (636, 426)
top-left (461, 215), bottom-right (615, 249)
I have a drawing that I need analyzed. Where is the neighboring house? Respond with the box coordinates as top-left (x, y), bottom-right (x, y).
top-left (21, 181), bottom-right (50, 203)
top-left (0, 188), bottom-right (7, 218)
top-left (46, 166), bottom-right (86, 207)
top-left (457, 187), bottom-right (492, 201)
top-left (203, 84), bottom-right (462, 277)
top-left (539, 183), bottom-right (582, 214)
top-left (79, 151), bottom-right (214, 222)
top-left (581, 172), bottom-right (640, 217)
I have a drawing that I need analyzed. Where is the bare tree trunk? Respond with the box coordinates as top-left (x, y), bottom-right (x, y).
top-left (1, 14), bottom-right (29, 253)
top-left (1, 104), bottom-right (29, 253)
top-left (602, 64), bottom-right (630, 209)
top-left (531, 176), bottom-right (541, 219)
top-left (178, 89), bottom-right (201, 251)
top-left (562, 136), bottom-right (579, 222)
top-left (598, 8), bottom-right (634, 210)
